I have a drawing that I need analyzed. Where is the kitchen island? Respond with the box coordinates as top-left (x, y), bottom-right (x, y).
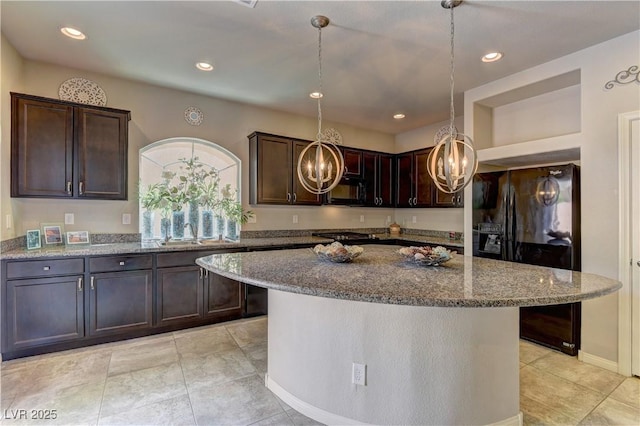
top-left (196, 245), bottom-right (621, 426)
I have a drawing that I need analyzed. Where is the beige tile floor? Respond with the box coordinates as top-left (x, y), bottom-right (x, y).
top-left (0, 317), bottom-right (638, 425)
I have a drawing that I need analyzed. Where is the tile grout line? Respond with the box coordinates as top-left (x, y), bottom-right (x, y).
top-left (95, 350), bottom-right (114, 426)
top-left (173, 335), bottom-right (199, 426)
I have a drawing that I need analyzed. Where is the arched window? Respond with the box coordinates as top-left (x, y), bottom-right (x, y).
top-left (139, 137), bottom-right (240, 241)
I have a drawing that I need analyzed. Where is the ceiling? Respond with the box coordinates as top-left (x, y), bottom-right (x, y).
top-left (2, 1), bottom-right (639, 134)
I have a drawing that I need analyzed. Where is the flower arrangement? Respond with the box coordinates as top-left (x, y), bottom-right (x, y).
top-left (139, 156), bottom-right (252, 238)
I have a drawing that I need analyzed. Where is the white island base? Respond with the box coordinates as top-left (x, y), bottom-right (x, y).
top-left (266, 290), bottom-right (522, 426)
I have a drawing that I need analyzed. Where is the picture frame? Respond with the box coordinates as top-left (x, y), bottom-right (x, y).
top-left (41, 223), bottom-right (64, 245)
top-left (66, 230), bottom-right (90, 245)
top-left (26, 229), bottom-right (42, 250)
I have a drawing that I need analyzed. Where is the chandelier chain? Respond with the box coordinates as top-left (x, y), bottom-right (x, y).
top-left (448, 4), bottom-right (455, 138)
top-left (317, 24), bottom-right (323, 140)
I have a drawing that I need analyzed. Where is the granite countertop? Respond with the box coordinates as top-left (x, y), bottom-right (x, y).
top-left (0, 237), bottom-right (334, 260)
top-left (196, 244), bottom-right (621, 308)
top-left (0, 234), bottom-right (462, 260)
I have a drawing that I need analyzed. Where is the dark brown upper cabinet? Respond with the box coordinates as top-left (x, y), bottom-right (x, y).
top-left (362, 151), bottom-right (394, 207)
top-left (395, 149), bottom-right (433, 207)
top-left (342, 148), bottom-right (363, 178)
top-left (11, 93), bottom-right (130, 200)
top-left (249, 132), bottom-right (321, 205)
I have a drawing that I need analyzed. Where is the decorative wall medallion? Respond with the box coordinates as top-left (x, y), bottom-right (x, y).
top-left (184, 107), bottom-right (204, 126)
top-left (434, 125), bottom-right (458, 144)
top-left (604, 65), bottom-right (639, 90)
top-left (322, 128), bottom-right (343, 145)
top-left (58, 77), bottom-right (107, 106)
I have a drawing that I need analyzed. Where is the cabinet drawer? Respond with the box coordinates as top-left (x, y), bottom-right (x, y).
top-left (89, 254), bottom-right (152, 272)
top-left (157, 249), bottom-right (244, 268)
top-left (6, 258), bottom-right (84, 279)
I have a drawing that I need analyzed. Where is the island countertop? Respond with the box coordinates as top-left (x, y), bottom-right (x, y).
top-left (196, 244), bottom-right (621, 308)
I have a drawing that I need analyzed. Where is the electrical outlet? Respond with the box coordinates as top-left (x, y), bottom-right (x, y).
top-left (352, 363), bottom-right (366, 386)
top-left (65, 213), bottom-right (74, 225)
top-left (412, 216), bottom-right (417, 224)
top-left (122, 213), bottom-right (131, 225)
top-left (360, 215), bottom-right (365, 223)
top-left (247, 215), bottom-right (257, 223)
top-left (5, 215), bottom-right (12, 229)
top-left (293, 214), bottom-right (299, 224)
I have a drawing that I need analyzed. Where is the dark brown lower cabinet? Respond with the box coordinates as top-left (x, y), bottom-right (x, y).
top-left (205, 271), bottom-right (242, 318)
top-left (156, 266), bottom-right (203, 326)
top-left (88, 270), bottom-right (153, 336)
top-left (6, 276), bottom-right (84, 351)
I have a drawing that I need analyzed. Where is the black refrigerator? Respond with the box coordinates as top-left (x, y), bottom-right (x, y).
top-left (472, 164), bottom-right (581, 355)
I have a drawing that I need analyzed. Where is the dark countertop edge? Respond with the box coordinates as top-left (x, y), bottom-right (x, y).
top-left (194, 257), bottom-right (622, 308)
top-left (0, 235), bottom-right (462, 260)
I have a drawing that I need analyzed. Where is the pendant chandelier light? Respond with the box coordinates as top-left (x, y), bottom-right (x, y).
top-left (296, 15), bottom-right (344, 195)
top-left (427, 0), bottom-right (478, 194)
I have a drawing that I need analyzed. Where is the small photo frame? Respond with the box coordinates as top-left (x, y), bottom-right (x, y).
top-left (66, 231), bottom-right (90, 245)
top-left (26, 229), bottom-right (42, 250)
top-left (42, 223), bottom-right (64, 245)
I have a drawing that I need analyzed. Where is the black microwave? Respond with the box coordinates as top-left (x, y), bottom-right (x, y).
top-left (325, 177), bottom-right (366, 205)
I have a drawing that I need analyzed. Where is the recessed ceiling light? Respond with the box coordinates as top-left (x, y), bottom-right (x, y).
top-left (309, 92), bottom-right (323, 99)
top-left (393, 113), bottom-right (406, 120)
top-left (482, 52), bottom-right (503, 63)
top-left (60, 27), bottom-right (86, 40)
top-left (196, 62), bottom-right (214, 71)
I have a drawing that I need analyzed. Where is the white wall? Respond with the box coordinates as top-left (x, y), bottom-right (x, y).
top-left (1, 52), bottom-right (397, 238)
top-left (0, 34), bottom-right (25, 241)
top-left (463, 30), bottom-right (640, 363)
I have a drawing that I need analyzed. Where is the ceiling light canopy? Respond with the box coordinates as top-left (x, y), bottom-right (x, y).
top-left (60, 27), bottom-right (86, 40)
top-left (296, 15), bottom-right (344, 195)
top-left (393, 113), bottom-right (406, 120)
top-left (196, 62), bottom-right (214, 71)
top-left (482, 52), bottom-right (503, 62)
top-left (427, 0), bottom-right (478, 194)
top-left (309, 92), bottom-right (323, 99)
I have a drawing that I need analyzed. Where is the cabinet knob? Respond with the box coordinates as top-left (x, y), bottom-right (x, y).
top-left (119, 261), bottom-right (125, 266)
top-left (77, 277), bottom-right (83, 291)
top-left (90, 276), bottom-right (95, 291)
top-left (413, 197), bottom-right (417, 205)
top-left (287, 193), bottom-right (291, 202)
top-left (293, 193), bottom-right (297, 203)
top-left (79, 182), bottom-right (84, 195)
top-left (43, 266), bottom-right (50, 271)
top-left (66, 181), bottom-right (72, 195)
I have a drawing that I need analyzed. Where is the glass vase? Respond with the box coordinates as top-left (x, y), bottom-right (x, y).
top-left (172, 210), bottom-right (185, 239)
top-left (188, 201), bottom-right (200, 239)
top-left (142, 210), bottom-right (155, 240)
top-left (160, 217), bottom-right (172, 240)
top-left (202, 210), bottom-right (214, 238)
top-left (225, 219), bottom-right (238, 241)
top-left (215, 214), bottom-right (226, 239)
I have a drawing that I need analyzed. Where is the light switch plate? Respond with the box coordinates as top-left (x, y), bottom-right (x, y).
top-left (122, 213), bottom-right (131, 225)
top-left (292, 214), bottom-right (299, 224)
top-left (64, 213), bottom-right (74, 225)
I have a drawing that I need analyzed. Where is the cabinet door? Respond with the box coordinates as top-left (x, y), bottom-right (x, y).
top-left (362, 152), bottom-right (378, 206)
top-left (11, 94), bottom-right (74, 198)
top-left (88, 270), bottom-right (152, 336)
top-left (413, 150), bottom-right (433, 207)
top-left (76, 107), bottom-right (128, 199)
top-left (433, 187), bottom-right (464, 207)
top-left (342, 148), bottom-right (362, 177)
top-left (252, 135), bottom-right (292, 204)
top-left (378, 154), bottom-right (394, 207)
top-left (204, 271), bottom-right (242, 318)
top-left (6, 276), bottom-right (84, 350)
top-left (395, 153), bottom-right (413, 207)
top-left (156, 266), bottom-right (203, 326)
top-left (292, 140), bottom-right (322, 205)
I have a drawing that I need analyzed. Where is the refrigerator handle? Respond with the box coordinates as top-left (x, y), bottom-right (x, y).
top-left (509, 190), bottom-right (517, 261)
top-left (502, 193), bottom-right (508, 261)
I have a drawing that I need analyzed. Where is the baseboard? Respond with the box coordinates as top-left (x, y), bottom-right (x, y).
top-left (265, 374), bottom-right (368, 425)
top-left (578, 350), bottom-right (619, 373)
top-left (489, 412), bottom-right (523, 426)
top-left (266, 374), bottom-right (523, 426)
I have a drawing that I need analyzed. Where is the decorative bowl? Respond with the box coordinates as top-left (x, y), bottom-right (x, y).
top-left (313, 242), bottom-right (364, 263)
top-left (397, 246), bottom-right (455, 266)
